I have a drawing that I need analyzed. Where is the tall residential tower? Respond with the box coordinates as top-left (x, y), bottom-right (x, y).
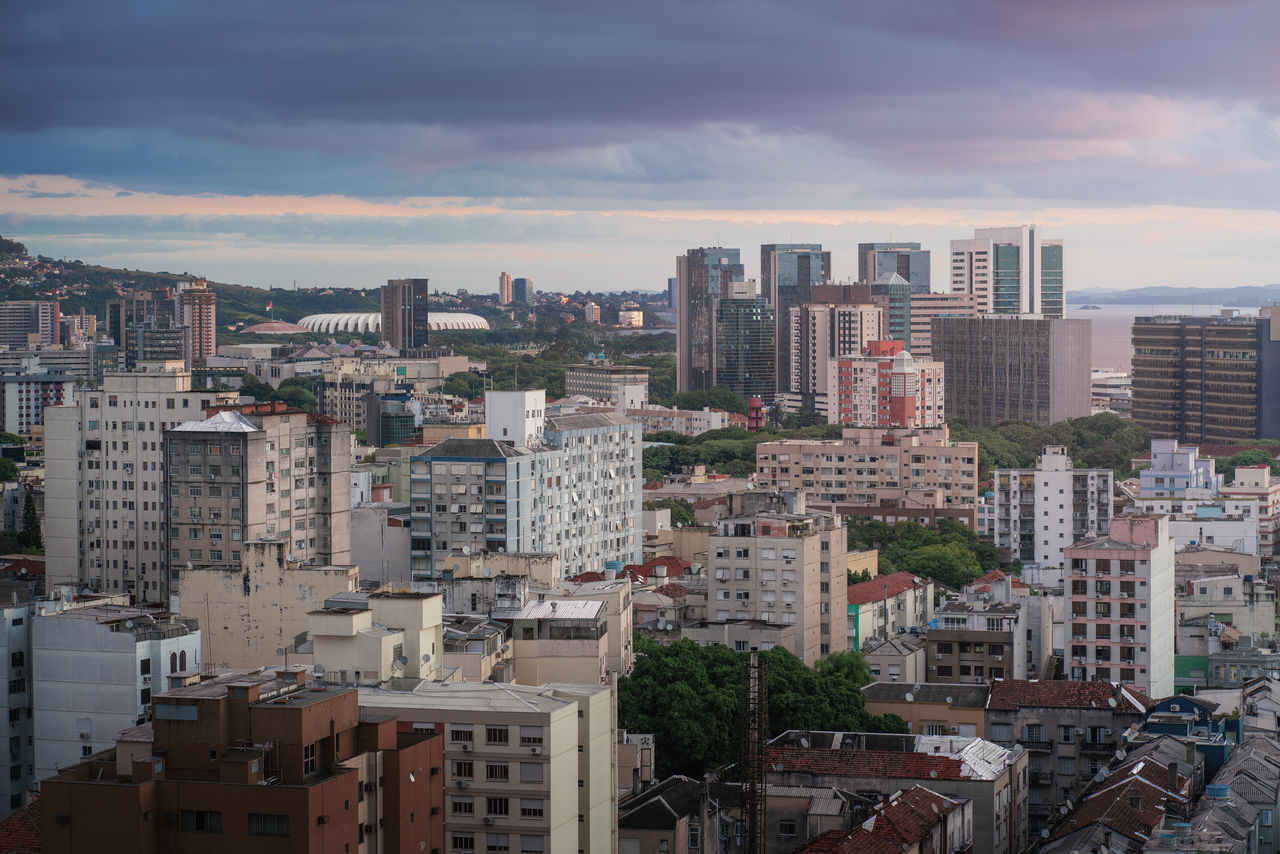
top-left (950, 225), bottom-right (1063, 317)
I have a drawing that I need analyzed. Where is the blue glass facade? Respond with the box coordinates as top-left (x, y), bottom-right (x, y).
top-left (762, 243), bottom-right (829, 393)
top-left (678, 248), bottom-right (744, 392)
top-left (716, 298), bottom-right (776, 399)
top-left (859, 243), bottom-right (931, 294)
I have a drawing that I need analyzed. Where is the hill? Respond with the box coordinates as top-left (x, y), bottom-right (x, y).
top-left (0, 241), bottom-right (378, 327)
top-left (1067, 284), bottom-right (1280, 307)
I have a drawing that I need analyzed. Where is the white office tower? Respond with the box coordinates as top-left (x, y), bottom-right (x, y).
top-left (950, 225), bottom-right (1063, 318)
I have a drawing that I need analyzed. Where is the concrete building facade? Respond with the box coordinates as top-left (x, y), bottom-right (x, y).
top-left (994, 446), bottom-right (1114, 571)
top-left (949, 225), bottom-right (1064, 317)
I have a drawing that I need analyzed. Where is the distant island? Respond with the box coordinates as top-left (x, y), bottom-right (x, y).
top-left (1067, 284), bottom-right (1280, 307)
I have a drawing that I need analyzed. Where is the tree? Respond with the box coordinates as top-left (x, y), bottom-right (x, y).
top-left (1218, 448), bottom-right (1280, 484)
top-left (0, 432), bottom-right (24, 446)
top-left (619, 636), bottom-right (903, 778)
top-left (0, 459), bottom-right (16, 483)
top-left (442, 370), bottom-right (486, 399)
top-left (17, 491), bottom-right (41, 553)
top-left (644, 498), bottom-right (697, 528)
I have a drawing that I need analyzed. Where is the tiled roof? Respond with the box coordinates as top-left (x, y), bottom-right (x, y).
top-left (969, 568), bottom-right (1029, 591)
top-left (863, 681), bottom-right (989, 707)
top-left (768, 746), bottom-right (966, 780)
top-left (793, 828), bottom-right (900, 854)
top-left (860, 634), bottom-right (924, 657)
top-left (847, 571), bottom-right (927, 606)
top-left (864, 786), bottom-right (964, 848)
top-left (653, 582), bottom-right (688, 598)
top-left (1052, 776), bottom-right (1177, 842)
top-left (0, 799), bottom-right (41, 853)
top-left (619, 775), bottom-right (702, 830)
top-left (986, 679), bottom-right (1155, 713)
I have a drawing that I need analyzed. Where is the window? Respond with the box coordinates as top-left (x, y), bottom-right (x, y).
top-left (452, 797), bottom-right (475, 815)
top-left (519, 835), bottom-right (545, 854)
top-left (180, 810), bottom-right (222, 833)
top-left (778, 819), bottom-right (797, 836)
top-left (452, 834), bottom-right (476, 851)
top-left (303, 742), bottom-right (316, 775)
top-left (247, 814), bottom-right (289, 837)
top-left (520, 799), bottom-right (544, 818)
top-left (518, 726), bottom-right (543, 746)
top-left (1058, 756), bottom-right (1076, 775)
top-left (451, 726), bottom-right (474, 743)
top-left (519, 763), bottom-right (543, 783)
top-left (1058, 725), bottom-right (1073, 744)
top-left (486, 763), bottom-right (509, 781)
top-left (688, 823), bottom-right (701, 850)
top-left (453, 760), bottom-right (474, 778)
top-left (486, 726), bottom-right (509, 745)
top-left (486, 833), bottom-right (509, 853)
top-left (487, 797), bottom-right (510, 816)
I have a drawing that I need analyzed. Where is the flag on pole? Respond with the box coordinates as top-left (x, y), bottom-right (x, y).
top-left (266, 300), bottom-right (273, 312)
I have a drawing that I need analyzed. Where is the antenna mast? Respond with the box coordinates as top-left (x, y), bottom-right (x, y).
top-left (740, 647), bottom-right (768, 853)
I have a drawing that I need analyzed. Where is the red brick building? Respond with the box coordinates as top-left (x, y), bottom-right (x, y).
top-left (41, 668), bottom-right (444, 854)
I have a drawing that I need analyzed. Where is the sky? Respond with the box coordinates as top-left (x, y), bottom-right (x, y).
top-left (3, 0), bottom-right (1280, 295)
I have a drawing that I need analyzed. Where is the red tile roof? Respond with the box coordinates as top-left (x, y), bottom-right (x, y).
top-left (793, 828), bottom-right (899, 854)
top-left (0, 799), bottom-right (41, 853)
top-left (969, 568), bottom-right (1028, 592)
top-left (1051, 763), bottom-right (1187, 843)
top-left (986, 679), bottom-right (1155, 713)
top-left (866, 786), bottom-right (962, 848)
top-left (653, 583), bottom-right (688, 598)
top-left (847, 571), bottom-right (927, 606)
top-left (766, 746), bottom-right (965, 780)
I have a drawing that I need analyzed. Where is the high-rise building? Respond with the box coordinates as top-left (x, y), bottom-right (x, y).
top-left (950, 225), bottom-right (1063, 317)
top-left (162, 401), bottom-right (352, 581)
top-left (174, 278), bottom-right (217, 366)
top-left (858, 242), bottom-right (931, 293)
top-left (705, 508), bottom-right (847, 664)
top-left (994, 446), bottom-right (1113, 572)
top-left (908, 292), bottom-right (978, 358)
top-left (715, 294), bottom-right (776, 399)
top-left (827, 342), bottom-right (945, 429)
top-left (0, 364), bottom-right (75, 439)
top-left (583, 301), bottom-right (601, 324)
top-left (1131, 310), bottom-right (1280, 444)
top-left (44, 366), bottom-right (238, 602)
top-left (564, 360), bottom-right (650, 405)
top-left (931, 316), bottom-right (1090, 427)
top-left (511, 277), bottom-right (532, 304)
top-left (498, 271), bottom-right (513, 305)
top-left (411, 390), bottom-right (641, 580)
top-left (870, 272), bottom-right (913, 343)
top-left (667, 276), bottom-right (677, 309)
top-left (0, 300), bottom-right (59, 347)
top-left (380, 278), bottom-right (432, 350)
top-left (761, 244), bottom-right (830, 392)
top-left (363, 392), bottom-right (420, 447)
top-left (106, 288), bottom-right (176, 349)
top-left (783, 302), bottom-right (883, 409)
top-left (675, 248), bottom-right (744, 392)
top-left (1065, 515), bottom-right (1175, 698)
top-left (122, 314), bottom-right (191, 370)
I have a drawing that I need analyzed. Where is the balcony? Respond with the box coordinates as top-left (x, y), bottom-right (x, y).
top-left (1028, 802), bottom-right (1054, 816)
top-left (1030, 770), bottom-right (1054, 786)
top-left (1019, 740), bottom-right (1053, 752)
top-left (1080, 740), bottom-right (1115, 755)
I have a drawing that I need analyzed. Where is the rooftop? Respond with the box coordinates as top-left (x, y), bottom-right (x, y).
top-left (986, 679), bottom-right (1155, 713)
top-left (515, 599), bottom-right (604, 621)
top-left (422, 437), bottom-right (532, 459)
top-left (862, 681), bottom-right (990, 707)
top-left (847, 571), bottom-right (929, 606)
top-left (766, 731), bottom-right (1013, 782)
top-left (170, 409), bottom-right (261, 433)
top-left (358, 680), bottom-right (608, 714)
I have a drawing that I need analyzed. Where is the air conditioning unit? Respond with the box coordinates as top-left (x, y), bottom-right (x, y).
top-left (994, 656), bottom-right (1003, 662)
top-left (460, 743), bottom-right (472, 751)
top-left (935, 653), bottom-right (944, 660)
top-left (950, 726), bottom-right (959, 734)
top-left (529, 746), bottom-right (542, 755)
top-left (141, 674), bottom-right (151, 685)
top-left (79, 733), bottom-right (91, 740)
top-left (363, 782), bottom-right (375, 792)
top-left (482, 816), bottom-right (494, 825)
top-left (316, 815), bottom-right (330, 825)
top-left (1120, 592), bottom-right (1128, 599)
top-left (456, 780), bottom-right (469, 789)
top-left (363, 824), bottom-right (375, 834)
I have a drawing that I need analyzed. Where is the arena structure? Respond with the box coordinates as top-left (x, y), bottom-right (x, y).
top-left (297, 312), bottom-right (490, 334)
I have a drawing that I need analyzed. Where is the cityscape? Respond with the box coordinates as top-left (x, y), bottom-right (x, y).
top-left (4, 3), bottom-right (1280, 854)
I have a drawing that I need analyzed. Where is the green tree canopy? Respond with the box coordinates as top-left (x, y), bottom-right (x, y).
top-left (0, 432), bottom-right (24, 446)
top-left (0, 459), bottom-right (16, 483)
top-left (18, 491), bottom-right (41, 553)
top-left (619, 637), bottom-right (903, 778)
top-left (848, 518), bottom-right (998, 588)
top-left (948, 413), bottom-right (1151, 480)
top-left (644, 498), bottom-right (697, 528)
top-left (1218, 448), bottom-right (1280, 484)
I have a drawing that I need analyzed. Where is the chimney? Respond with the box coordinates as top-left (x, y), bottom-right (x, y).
top-left (1168, 762), bottom-right (1179, 793)
top-left (1185, 740), bottom-right (1196, 765)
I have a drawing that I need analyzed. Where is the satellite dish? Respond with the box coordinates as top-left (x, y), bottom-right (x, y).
top-left (1108, 697), bottom-right (1118, 708)
top-left (275, 647), bottom-right (286, 657)
top-left (461, 546), bottom-right (471, 555)
top-left (1115, 748), bottom-right (1127, 761)
top-left (501, 643), bottom-right (511, 654)
top-left (799, 737), bottom-right (810, 749)
top-left (421, 653), bottom-right (432, 665)
top-left (905, 692), bottom-right (915, 703)
top-left (392, 656), bottom-right (408, 672)
top-left (498, 547), bottom-right (506, 553)
top-left (929, 770), bottom-right (938, 779)
top-left (483, 568), bottom-right (492, 578)
top-left (945, 697), bottom-right (954, 705)
top-left (1041, 829), bottom-right (1051, 839)
top-left (1094, 769), bottom-right (1108, 783)
top-left (185, 562), bottom-right (193, 571)
top-left (124, 620), bottom-right (135, 629)
top-left (313, 665), bottom-right (326, 677)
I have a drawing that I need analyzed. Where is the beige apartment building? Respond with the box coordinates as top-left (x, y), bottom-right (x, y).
top-left (175, 539), bottom-right (356, 668)
top-left (536, 576), bottom-right (635, 677)
top-left (756, 425), bottom-right (979, 528)
top-left (862, 681), bottom-right (989, 738)
top-left (443, 614), bottom-right (512, 682)
top-left (511, 599), bottom-right (609, 685)
top-left (309, 589), bottom-right (445, 683)
top-left (45, 363), bottom-right (237, 602)
top-left (926, 599), bottom-right (1037, 684)
top-left (163, 400), bottom-right (351, 578)
top-left (358, 679), bottom-right (617, 854)
top-left (846, 570), bottom-right (935, 651)
top-left (706, 510), bottom-right (846, 665)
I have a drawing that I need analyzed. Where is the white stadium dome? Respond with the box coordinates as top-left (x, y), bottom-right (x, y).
top-left (297, 312), bottom-right (490, 334)
top-left (298, 312), bottom-right (381, 334)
